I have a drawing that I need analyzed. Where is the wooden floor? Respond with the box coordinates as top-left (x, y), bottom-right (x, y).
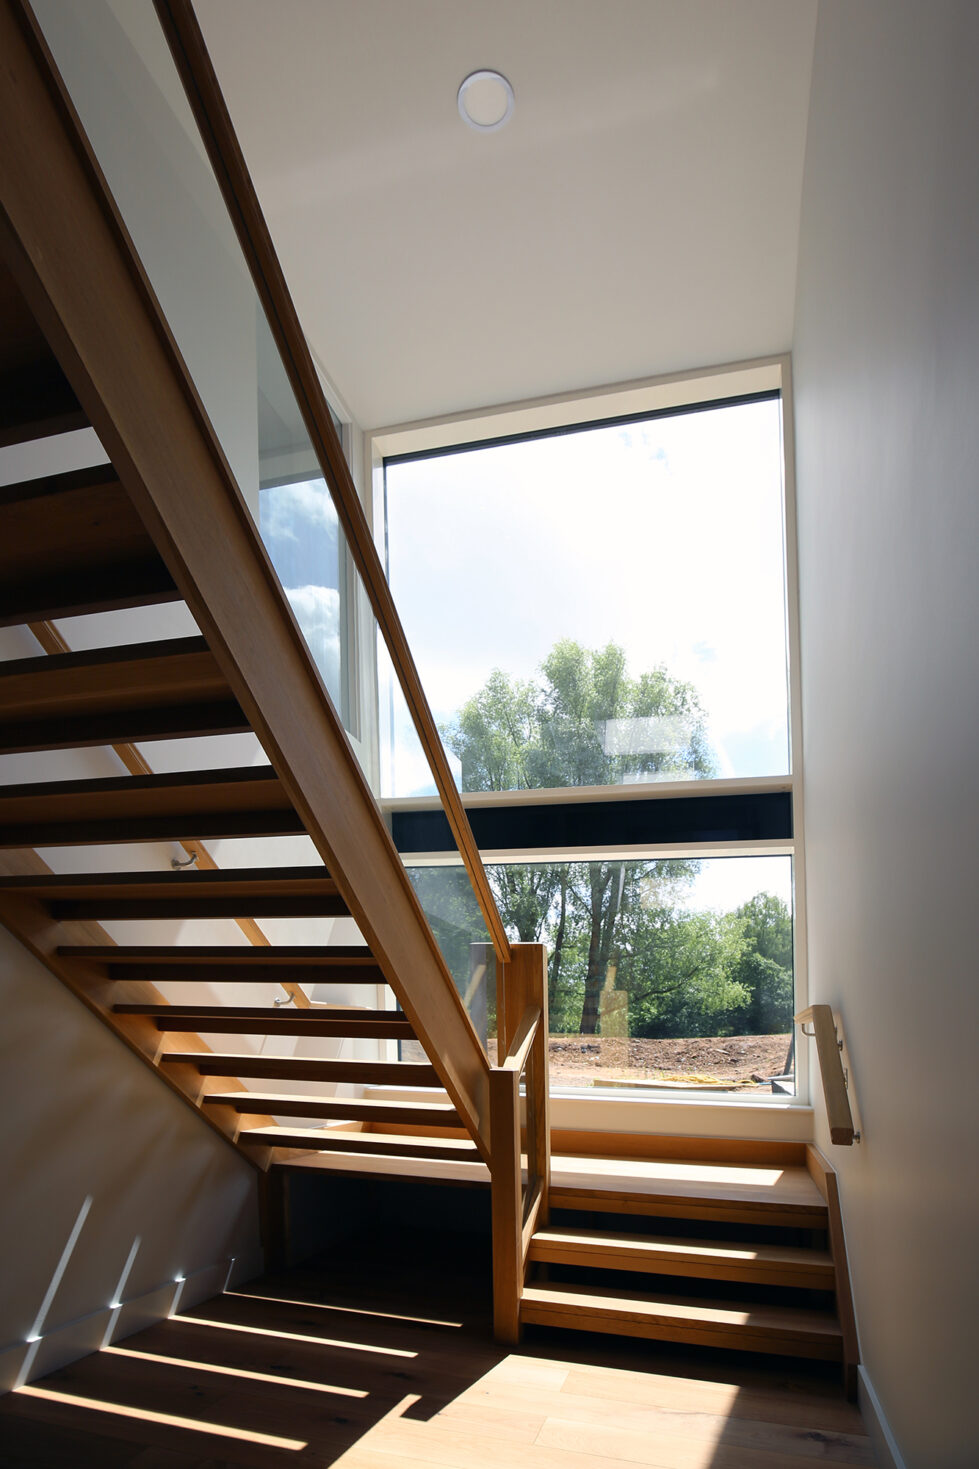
top-left (0, 1229), bottom-right (874, 1469)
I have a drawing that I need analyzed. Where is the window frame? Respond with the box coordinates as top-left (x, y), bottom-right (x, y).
top-left (366, 354), bottom-right (811, 1111)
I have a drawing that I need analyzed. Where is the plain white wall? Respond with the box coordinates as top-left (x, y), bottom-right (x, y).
top-left (0, 926), bottom-right (262, 1392)
top-left (792, 3), bottom-right (978, 1465)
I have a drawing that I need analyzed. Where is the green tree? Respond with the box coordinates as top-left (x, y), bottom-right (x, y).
top-left (725, 893), bottom-right (794, 1034)
top-left (444, 642), bottom-right (716, 1033)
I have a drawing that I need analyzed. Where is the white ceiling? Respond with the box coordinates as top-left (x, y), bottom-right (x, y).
top-left (195, 0), bottom-right (817, 430)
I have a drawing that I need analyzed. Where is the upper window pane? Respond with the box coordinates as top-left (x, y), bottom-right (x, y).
top-left (383, 394), bottom-right (788, 796)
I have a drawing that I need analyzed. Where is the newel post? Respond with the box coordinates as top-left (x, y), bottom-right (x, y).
top-left (491, 943), bottom-right (550, 1342)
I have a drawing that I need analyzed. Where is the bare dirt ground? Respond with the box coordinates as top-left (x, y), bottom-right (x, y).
top-left (407, 1033), bottom-right (794, 1093)
top-left (546, 1032), bottom-right (794, 1092)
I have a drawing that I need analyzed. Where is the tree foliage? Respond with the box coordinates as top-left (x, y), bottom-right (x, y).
top-left (435, 642), bottom-right (793, 1039)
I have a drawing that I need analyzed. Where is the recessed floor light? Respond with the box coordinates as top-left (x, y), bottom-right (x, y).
top-left (458, 70), bottom-right (514, 132)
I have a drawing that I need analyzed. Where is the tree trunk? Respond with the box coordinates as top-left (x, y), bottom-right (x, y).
top-left (579, 863), bottom-right (625, 1033)
top-left (549, 868), bottom-right (568, 1013)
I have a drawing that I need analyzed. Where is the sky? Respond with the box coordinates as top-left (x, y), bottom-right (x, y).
top-left (384, 397), bottom-right (790, 794)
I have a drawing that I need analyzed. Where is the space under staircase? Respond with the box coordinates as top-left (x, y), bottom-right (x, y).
top-left (0, 0), bottom-right (857, 1397)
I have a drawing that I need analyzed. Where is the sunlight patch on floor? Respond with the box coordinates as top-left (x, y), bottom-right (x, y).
top-left (15, 1384), bottom-right (307, 1450)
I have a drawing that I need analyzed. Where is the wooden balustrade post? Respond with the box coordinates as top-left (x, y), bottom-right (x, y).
top-left (490, 1065), bottom-right (522, 1343)
top-left (507, 944), bottom-right (551, 1216)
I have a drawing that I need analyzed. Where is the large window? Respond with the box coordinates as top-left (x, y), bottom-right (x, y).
top-left (381, 391), bottom-right (789, 798)
top-left (402, 854), bottom-right (796, 1096)
top-left (373, 362), bottom-right (805, 1102)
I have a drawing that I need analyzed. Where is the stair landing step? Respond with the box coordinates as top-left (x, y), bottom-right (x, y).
top-left (520, 1282), bottom-right (842, 1359)
top-left (529, 1226), bottom-right (834, 1289)
top-left (550, 1155), bottom-right (827, 1228)
top-left (238, 1125), bottom-right (480, 1163)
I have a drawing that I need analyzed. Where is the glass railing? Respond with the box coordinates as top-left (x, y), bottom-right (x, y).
top-left (30, 0), bottom-right (504, 1046)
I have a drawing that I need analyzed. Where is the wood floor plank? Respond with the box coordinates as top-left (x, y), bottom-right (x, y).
top-left (446, 1383), bottom-right (874, 1462)
top-left (559, 1367), bottom-right (865, 1433)
top-left (0, 1260), bottom-right (868, 1469)
top-left (536, 1415), bottom-right (866, 1469)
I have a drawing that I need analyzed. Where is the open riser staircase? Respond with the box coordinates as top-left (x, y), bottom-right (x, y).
top-left (0, 252), bottom-right (486, 1173)
top-left (0, 0), bottom-right (859, 1404)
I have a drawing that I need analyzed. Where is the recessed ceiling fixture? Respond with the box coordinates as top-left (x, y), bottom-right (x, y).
top-left (457, 70), bottom-right (514, 132)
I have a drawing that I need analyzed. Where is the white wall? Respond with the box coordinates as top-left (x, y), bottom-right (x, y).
top-left (792, 4), bottom-right (979, 1465)
top-left (0, 926), bottom-right (263, 1393)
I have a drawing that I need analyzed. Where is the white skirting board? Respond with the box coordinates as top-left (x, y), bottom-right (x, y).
top-left (859, 1366), bottom-right (907, 1469)
top-left (0, 1249), bottom-right (264, 1395)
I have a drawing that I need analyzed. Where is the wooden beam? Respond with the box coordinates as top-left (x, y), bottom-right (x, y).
top-left (505, 943), bottom-right (551, 1220)
top-left (0, 0), bottom-right (490, 1152)
top-left (490, 1065), bottom-right (522, 1344)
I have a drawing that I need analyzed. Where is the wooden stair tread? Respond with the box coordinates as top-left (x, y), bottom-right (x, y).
top-left (59, 943), bottom-right (373, 962)
top-left (115, 1004), bottom-right (412, 1037)
top-left (521, 1282), bottom-right (843, 1352)
top-left (5, 865), bottom-right (348, 920)
top-left (550, 1154), bottom-right (827, 1225)
top-left (202, 1093), bottom-right (460, 1125)
top-left (0, 465), bottom-right (178, 624)
top-left (0, 635), bottom-right (247, 750)
top-left (529, 1226), bottom-right (834, 1287)
top-left (115, 1003), bottom-right (397, 1020)
top-left (0, 766), bottom-right (302, 846)
top-left (159, 1053), bottom-right (439, 1086)
top-left (0, 366), bottom-right (86, 448)
top-left (238, 1125), bottom-right (480, 1162)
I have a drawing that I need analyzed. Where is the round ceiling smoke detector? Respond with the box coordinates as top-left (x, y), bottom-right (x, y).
top-left (457, 70), bottom-right (514, 132)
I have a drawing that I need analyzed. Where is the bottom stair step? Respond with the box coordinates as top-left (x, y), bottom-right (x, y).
top-left (520, 1282), bottom-right (843, 1360)
top-left (237, 1125), bottom-right (480, 1163)
top-left (529, 1225), bottom-right (834, 1289)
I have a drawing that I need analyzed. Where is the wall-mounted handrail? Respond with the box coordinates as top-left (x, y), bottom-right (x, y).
top-left (795, 1004), bottom-right (859, 1145)
top-left (152, 0), bottom-right (511, 969)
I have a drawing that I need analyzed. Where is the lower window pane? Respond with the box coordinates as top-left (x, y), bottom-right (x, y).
top-left (485, 854), bottom-right (795, 1097)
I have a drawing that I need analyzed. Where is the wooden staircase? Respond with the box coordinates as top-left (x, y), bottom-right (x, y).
top-left (1, 0), bottom-right (860, 1406)
top-left (519, 1139), bottom-right (858, 1397)
top-left (0, 254), bottom-right (484, 1177)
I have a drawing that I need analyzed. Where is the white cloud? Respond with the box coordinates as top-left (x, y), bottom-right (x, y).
top-left (286, 583), bottom-right (342, 705)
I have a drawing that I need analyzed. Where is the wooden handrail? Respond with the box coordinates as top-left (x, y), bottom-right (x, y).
top-left (0, 0), bottom-right (491, 1151)
top-left (795, 1005), bottom-right (858, 1145)
top-left (152, 0), bottom-right (511, 969)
